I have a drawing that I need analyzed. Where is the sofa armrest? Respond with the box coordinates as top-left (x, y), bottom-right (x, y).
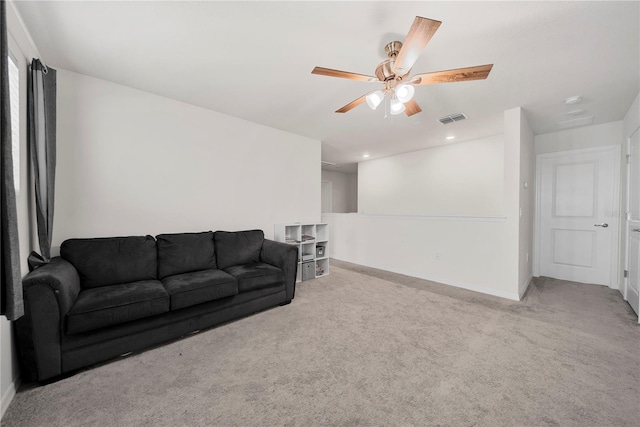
top-left (15, 257), bottom-right (81, 381)
top-left (260, 239), bottom-right (298, 301)
top-left (23, 257), bottom-right (81, 315)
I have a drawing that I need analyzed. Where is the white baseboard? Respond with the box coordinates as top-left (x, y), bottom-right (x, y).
top-left (333, 256), bottom-right (521, 301)
top-left (626, 282), bottom-right (639, 319)
top-left (1, 376), bottom-right (20, 420)
top-left (519, 275), bottom-right (533, 300)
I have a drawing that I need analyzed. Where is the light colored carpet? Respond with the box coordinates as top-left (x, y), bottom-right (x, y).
top-left (3, 260), bottom-right (639, 426)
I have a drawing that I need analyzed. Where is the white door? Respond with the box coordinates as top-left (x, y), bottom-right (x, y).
top-left (626, 128), bottom-right (639, 316)
top-left (537, 146), bottom-right (620, 286)
top-left (321, 180), bottom-right (332, 213)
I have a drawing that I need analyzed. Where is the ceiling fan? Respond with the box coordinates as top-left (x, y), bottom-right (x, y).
top-left (312, 16), bottom-right (493, 117)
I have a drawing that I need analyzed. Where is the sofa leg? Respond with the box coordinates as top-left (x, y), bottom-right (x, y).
top-left (279, 300), bottom-right (292, 306)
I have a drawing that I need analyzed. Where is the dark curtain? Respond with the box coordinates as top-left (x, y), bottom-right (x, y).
top-left (27, 59), bottom-right (56, 270)
top-left (0, 0), bottom-right (24, 320)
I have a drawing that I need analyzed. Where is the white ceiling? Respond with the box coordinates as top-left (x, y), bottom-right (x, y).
top-left (13, 1), bottom-right (640, 173)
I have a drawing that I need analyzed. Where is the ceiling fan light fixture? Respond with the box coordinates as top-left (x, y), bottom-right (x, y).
top-left (395, 83), bottom-right (415, 103)
top-left (366, 90), bottom-right (385, 110)
top-left (311, 16), bottom-right (492, 116)
top-left (390, 97), bottom-right (406, 115)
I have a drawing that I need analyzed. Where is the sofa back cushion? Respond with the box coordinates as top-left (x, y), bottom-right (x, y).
top-left (60, 236), bottom-right (157, 289)
top-left (213, 230), bottom-right (264, 269)
top-left (156, 231), bottom-right (217, 279)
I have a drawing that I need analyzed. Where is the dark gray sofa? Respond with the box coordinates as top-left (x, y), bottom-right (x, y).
top-left (15, 229), bottom-right (297, 381)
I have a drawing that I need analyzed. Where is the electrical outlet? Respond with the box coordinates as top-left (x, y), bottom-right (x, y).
top-left (435, 252), bottom-right (441, 260)
top-left (525, 253), bottom-right (529, 263)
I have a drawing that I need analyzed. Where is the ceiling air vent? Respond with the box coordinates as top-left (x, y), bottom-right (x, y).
top-left (557, 116), bottom-right (594, 130)
top-left (438, 113), bottom-right (467, 125)
top-left (321, 161), bottom-right (337, 166)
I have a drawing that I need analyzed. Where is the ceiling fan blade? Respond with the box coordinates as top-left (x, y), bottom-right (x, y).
top-left (404, 99), bottom-right (422, 117)
top-left (336, 95), bottom-right (367, 113)
top-left (312, 66), bottom-right (378, 82)
top-left (393, 16), bottom-right (442, 76)
top-left (412, 64), bottom-right (494, 85)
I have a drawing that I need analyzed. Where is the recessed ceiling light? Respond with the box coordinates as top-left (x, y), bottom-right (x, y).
top-left (363, 154), bottom-right (370, 158)
top-left (446, 136), bottom-right (455, 140)
top-left (565, 96), bottom-right (582, 105)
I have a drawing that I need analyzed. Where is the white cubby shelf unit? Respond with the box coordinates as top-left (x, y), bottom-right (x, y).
top-left (274, 223), bottom-right (329, 282)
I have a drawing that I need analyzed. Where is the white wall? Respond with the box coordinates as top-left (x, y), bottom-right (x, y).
top-left (535, 121), bottom-right (624, 155)
top-left (518, 111), bottom-right (535, 295)
top-left (323, 213), bottom-right (518, 298)
top-left (535, 121), bottom-right (626, 289)
top-left (54, 70), bottom-right (321, 248)
top-left (325, 108), bottom-right (527, 300)
top-left (321, 170), bottom-right (357, 213)
top-left (358, 135), bottom-right (504, 217)
top-left (502, 108), bottom-right (525, 297)
top-left (622, 92), bottom-right (639, 302)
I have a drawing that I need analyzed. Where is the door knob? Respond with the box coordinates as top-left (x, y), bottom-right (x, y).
top-left (594, 223), bottom-right (609, 228)
top-left (633, 228), bottom-right (640, 232)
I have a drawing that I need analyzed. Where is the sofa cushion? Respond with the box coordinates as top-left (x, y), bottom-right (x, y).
top-left (213, 230), bottom-right (264, 269)
top-left (61, 236), bottom-right (157, 289)
top-left (223, 262), bottom-right (284, 293)
top-left (67, 280), bottom-right (169, 334)
top-left (161, 269), bottom-right (238, 310)
top-left (156, 231), bottom-right (217, 279)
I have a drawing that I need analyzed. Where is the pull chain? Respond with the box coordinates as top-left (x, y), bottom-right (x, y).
top-left (384, 94), bottom-right (389, 119)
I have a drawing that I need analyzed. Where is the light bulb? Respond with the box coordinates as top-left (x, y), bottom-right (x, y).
top-left (366, 90), bottom-right (384, 110)
top-left (390, 98), bottom-right (405, 115)
top-left (395, 83), bottom-right (415, 103)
